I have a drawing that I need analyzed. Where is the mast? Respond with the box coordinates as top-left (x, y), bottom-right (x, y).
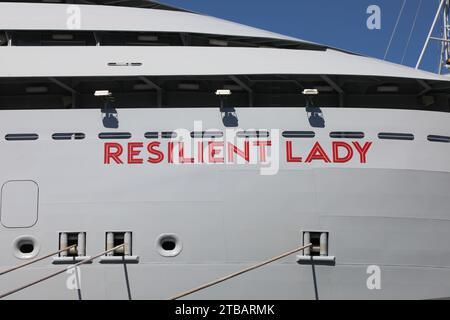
top-left (415, 0), bottom-right (450, 73)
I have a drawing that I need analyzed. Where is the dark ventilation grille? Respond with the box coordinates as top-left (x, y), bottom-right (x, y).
top-left (5, 134), bottom-right (38, 141)
top-left (330, 132), bottom-right (364, 139)
top-left (161, 132), bottom-right (177, 139)
top-left (282, 131), bottom-right (315, 138)
top-left (236, 130), bottom-right (270, 138)
top-left (52, 133), bottom-right (85, 140)
top-left (427, 135), bottom-right (450, 143)
top-left (144, 132), bottom-right (159, 139)
top-left (98, 132), bottom-right (132, 140)
top-left (378, 133), bottom-right (414, 141)
top-left (190, 131), bottom-right (223, 138)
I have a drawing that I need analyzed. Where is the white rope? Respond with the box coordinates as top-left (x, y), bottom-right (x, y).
top-left (401, 0), bottom-right (423, 64)
top-left (0, 245), bottom-right (77, 276)
top-left (0, 244), bottom-right (124, 299)
top-left (384, 0), bottom-right (408, 60)
top-left (169, 243), bottom-right (313, 300)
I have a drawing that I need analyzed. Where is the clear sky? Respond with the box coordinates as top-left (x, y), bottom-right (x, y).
top-left (161, 0), bottom-right (443, 73)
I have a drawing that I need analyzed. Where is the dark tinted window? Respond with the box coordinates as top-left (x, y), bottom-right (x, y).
top-left (5, 134), bottom-right (38, 141)
top-left (190, 131), bottom-right (223, 138)
top-left (237, 130), bottom-right (270, 138)
top-left (98, 132), bottom-right (131, 139)
top-left (144, 132), bottom-right (159, 139)
top-left (330, 132), bottom-right (364, 139)
top-left (378, 133), bottom-right (414, 141)
top-left (427, 135), bottom-right (450, 143)
top-left (52, 133), bottom-right (85, 140)
top-left (161, 132), bottom-right (177, 139)
top-left (282, 131), bottom-right (315, 138)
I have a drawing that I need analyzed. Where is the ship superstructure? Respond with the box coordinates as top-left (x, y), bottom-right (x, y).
top-left (0, 0), bottom-right (450, 300)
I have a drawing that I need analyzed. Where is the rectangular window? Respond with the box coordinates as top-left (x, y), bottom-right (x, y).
top-left (5, 134), bottom-right (38, 141)
top-left (98, 132), bottom-right (131, 140)
top-left (378, 132), bottom-right (414, 141)
top-left (428, 135), bottom-right (450, 143)
top-left (190, 131), bottom-right (223, 138)
top-left (52, 133), bottom-right (85, 140)
top-left (236, 130), bottom-right (270, 138)
top-left (330, 132), bottom-right (364, 139)
top-left (144, 132), bottom-right (159, 139)
top-left (282, 131), bottom-right (315, 138)
top-left (161, 131), bottom-right (177, 139)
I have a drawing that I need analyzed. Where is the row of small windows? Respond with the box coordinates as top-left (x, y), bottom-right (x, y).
top-left (1, 30), bottom-right (321, 52)
top-left (2, 131), bottom-right (450, 143)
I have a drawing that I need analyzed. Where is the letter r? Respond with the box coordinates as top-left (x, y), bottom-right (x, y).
top-left (104, 143), bottom-right (124, 164)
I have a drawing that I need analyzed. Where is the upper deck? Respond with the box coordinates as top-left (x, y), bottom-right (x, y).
top-left (0, 1), bottom-right (449, 112)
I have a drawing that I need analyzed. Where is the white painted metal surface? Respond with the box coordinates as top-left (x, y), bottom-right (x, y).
top-left (0, 2), bottom-right (300, 42)
top-left (0, 1), bottom-right (450, 301)
top-left (0, 46), bottom-right (446, 81)
top-left (0, 107), bottom-right (447, 299)
top-left (0, 181), bottom-right (38, 228)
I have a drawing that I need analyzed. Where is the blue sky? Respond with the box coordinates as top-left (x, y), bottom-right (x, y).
top-left (162, 0), bottom-right (442, 73)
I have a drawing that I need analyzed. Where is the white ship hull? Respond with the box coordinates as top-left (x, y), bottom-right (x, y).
top-left (0, 107), bottom-right (449, 299)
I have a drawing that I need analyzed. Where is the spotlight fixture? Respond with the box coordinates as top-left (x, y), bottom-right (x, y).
top-left (94, 90), bottom-right (112, 97)
top-left (215, 89), bottom-right (232, 96)
top-left (302, 89), bottom-right (319, 95)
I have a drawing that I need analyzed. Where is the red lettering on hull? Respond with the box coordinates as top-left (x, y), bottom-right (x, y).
top-left (104, 140), bottom-right (373, 165)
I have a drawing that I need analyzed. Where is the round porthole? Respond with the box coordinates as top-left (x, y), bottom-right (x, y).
top-left (13, 236), bottom-right (40, 260)
top-left (156, 234), bottom-right (182, 257)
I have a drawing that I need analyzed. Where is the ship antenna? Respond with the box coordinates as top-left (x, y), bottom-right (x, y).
top-left (416, 0), bottom-right (449, 73)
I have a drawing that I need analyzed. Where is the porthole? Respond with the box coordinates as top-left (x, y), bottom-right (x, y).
top-left (20, 243), bottom-right (34, 254)
top-left (156, 234), bottom-right (182, 257)
top-left (13, 236), bottom-right (40, 260)
top-left (162, 239), bottom-right (176, 251)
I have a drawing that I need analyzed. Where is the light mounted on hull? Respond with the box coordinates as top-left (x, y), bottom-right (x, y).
top-left (215, 89), bottom-right (232, 96)
top-left (94, 90), bottom-right (112, 97)
top-left (302, 88), bottom-right (319, 95)
top-left (215, 89), bottom-right (238, 127)
top-left (94, 90), bottom-right (118, 129)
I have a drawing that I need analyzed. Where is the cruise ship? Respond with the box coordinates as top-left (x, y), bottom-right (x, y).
top-left (0, 0), bottom-right (450, 300)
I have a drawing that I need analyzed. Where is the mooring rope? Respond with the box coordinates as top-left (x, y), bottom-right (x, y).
top-left (169, 243), bottom-right (313, 300)
top-left (0, 244), bottom-right (77, 276)
top-left (0, 244), bottom-right (124, 299)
